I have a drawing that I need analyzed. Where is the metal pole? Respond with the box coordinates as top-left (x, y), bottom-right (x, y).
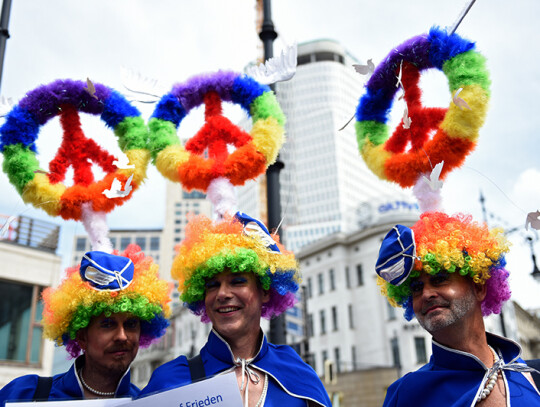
top-left (0, 0), bottom-right (12, 92)
top-left (259, 0), bottom-right (286, 345)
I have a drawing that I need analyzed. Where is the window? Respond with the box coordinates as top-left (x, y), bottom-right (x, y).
top-left (329, 269), bottom-right (335, 291)
top-left (387, 301), bottom-right (396, 320)
top-left (322, 350), bottom-right (328, 365)
top-left (120, 237), bottom-right (131, 251)
top-left (319, 310), bottom-right (326, 335)
top-left (76, 237), bottom-right (86, 251)
top-left (415, 337), bottom-right (427, 364)
top-left (0, 281), bottom-right (44, 364)
top-left (356, 264), bottom-right (364, 286)
top-left (135, 237), bottom-right (146, 251)
top-left (109, 237), bottom-right (117, 249)
top-left (334, 347), bottom-right (341, 373)
top-left (331, 306), bottom-right (338, 331)
top-left (150, 236), bottom-right (160, 251)
top-left (307, 313), bottom-right (314, 338)
top-left (391, 337), bottom-right (401, 368)
top-left (351, 346), bottom-right (357, 371)
top-left (345, 266), bottom-right (350, 288)
top-left (348, 304), bottom-right (354, 329)
top-left (307, 277), bottom-right (312, 299)
top-left (318, 273), bottom-right (324, 295)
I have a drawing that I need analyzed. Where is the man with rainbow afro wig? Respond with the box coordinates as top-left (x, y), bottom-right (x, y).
top-left (0, 245), bottom-right (171, 404)
top-left (376, 212), bottom-right (540, 406)
top-left (140, 212), bottom-right (331, 407)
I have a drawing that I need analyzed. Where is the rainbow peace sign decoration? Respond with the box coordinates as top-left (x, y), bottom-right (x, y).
top-left (355, 27), bottom-right (490, 188)
top-left (148, 71), bottom-right (285, 192)
top-left (0, 79), bottom-right (149, 220)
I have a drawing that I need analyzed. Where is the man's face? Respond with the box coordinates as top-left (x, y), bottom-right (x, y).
top-left (77, 312), bottom-right (140, 375)
top-left (204, 271), bottom-right (269, 342)
top-left (411, 272), bottom-right (480, 335)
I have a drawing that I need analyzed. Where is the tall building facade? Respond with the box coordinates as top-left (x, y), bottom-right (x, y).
top-left (238, 39), bottom-right (413, 253)
top-left (0, 215), bottom-right (62, 386)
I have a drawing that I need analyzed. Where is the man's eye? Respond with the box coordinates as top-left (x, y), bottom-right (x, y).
top-left (231, 277), bottom-right (248, 285)
top-left (100, 319), bottom-right (114, 328)
top-left (410, 280), bottom-right (423, 294)
top-left (125, 319), bottom-right (140, 330)
top-left (431, 273), bottom-right (449, 285)
top-left (205, 280), bottom-right (219, 290)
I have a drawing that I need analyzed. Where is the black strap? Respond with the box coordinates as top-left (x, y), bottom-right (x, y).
top-left (32, 376), bottom-right (53, 401)
top-left (187, 354), bottom-right (206, 382)
top-left (526, 359), bottom-right (540, 390)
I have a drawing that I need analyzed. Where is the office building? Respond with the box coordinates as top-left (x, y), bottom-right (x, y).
top-left (0, 215), bottom-right (62, 386)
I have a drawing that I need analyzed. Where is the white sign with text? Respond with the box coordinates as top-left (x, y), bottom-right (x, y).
top-left (121, 372), bottom-right (243, 407)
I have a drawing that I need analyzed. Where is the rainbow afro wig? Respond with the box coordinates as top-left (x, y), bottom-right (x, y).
top-left (42, 244), bottom-right (172, 357)
top-left (171, 212), bottom-right (301, 322)
top-left (377, 212), bottom-right (511, 321)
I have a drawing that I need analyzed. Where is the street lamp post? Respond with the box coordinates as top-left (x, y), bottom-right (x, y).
top-left (0, 0), bottom-right (12, 92)
top-left (259, 0), bottom-right (286, 345)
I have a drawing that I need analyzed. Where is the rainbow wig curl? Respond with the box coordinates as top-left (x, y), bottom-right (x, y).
top-left (42, 244), bottom-right (172, 357)
top-left (172, 214), bottom-right (301, 322)
top-left (378, 212), bottom-right (511, 321)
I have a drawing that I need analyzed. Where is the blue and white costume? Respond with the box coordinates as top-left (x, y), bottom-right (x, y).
top-left (0, 356), bottom-right (138, 406)
top-left (140, 330), bottom-right (331, 406)
top-left (384, 333), bottom-right (540, 406)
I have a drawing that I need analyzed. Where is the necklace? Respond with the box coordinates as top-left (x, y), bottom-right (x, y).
top-left (78, 368), bottom-right (115, 397)
top-left (254, 373), bottom-right (268, 407)
top-left (475, 346), bottom-right (500, 404)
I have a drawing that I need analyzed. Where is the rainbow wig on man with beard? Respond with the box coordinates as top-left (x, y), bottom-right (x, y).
top-left (376, 212), bottom-right (511, 321)
top-left (171, 212), bottom-right (301, 322)
top-left (42, 244), bottom-right (172, 358)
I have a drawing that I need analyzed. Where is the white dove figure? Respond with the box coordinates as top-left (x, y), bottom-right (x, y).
top-left (525, 210), bottom-right (540, 231)
top-left (246, 43), bottom-right (298, 85)
top-left (85, 78), bottom-right (98, 100)
top-left (353, 59), bottom-right (375, 78)
top-left (422, 161), bottom-right (445, 191)
top-left (113, 155), bottom-right (135, 169)
top-left (102, 174), bottom-right (134, 199)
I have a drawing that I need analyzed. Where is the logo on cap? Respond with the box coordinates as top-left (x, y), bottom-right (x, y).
top-left (234, 211), bottom-right (281, 254)
top-left (80, 251), bottom-right (134, 291)
top-left (376, 225), bottom-right (416, 286)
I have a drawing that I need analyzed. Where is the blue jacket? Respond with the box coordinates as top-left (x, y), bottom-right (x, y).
top-left (140, 329), bottom-right (331, 406)
top-left (384, 332), bottom-right (540, 406)
top-left (0, 355), bottom-right (139, 406)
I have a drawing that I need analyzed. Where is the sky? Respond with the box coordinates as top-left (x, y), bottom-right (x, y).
top-left (0, 0), bottom-right (539, 309)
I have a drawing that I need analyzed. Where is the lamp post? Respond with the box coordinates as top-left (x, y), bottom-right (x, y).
top-left (527, 236), bottom-right (540, 280)
top-left (0, 0), bottom-right (12, 92)
top-left (259, 0), bottom-right (286, 345)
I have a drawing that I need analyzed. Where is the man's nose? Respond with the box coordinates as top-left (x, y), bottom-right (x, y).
top-left (421, 283), bottom-right (438, 300)
top-left (217, 283), bottom-right (232, 300)
top-left (114, 325), bottom-right (128, 341)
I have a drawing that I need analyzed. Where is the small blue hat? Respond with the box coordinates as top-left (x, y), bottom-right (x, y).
top-left (80, 251), bottom-right (134, 291)
top-left (234, 211), bottom-right (281, 254)
top-left (376, 225), bottom-right (416, 286)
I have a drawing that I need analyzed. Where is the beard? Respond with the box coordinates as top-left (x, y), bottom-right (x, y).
top-left (416, 288), bottom-right (477, 333)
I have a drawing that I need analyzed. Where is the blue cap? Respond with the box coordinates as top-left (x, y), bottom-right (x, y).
top-left (376, 225), bottom-right (416, 286)
top-left (234, 211), bottom-right (281, 253)
top-left (80, 251), bottom-right (134, 291)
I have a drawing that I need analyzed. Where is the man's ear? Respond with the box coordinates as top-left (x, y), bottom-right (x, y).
top-left (76, 328), bottom-right (88, 352)
top-left (261, 289), bottom-right (270, 304)
top-left (473, 281), bottom-right (487, 302)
